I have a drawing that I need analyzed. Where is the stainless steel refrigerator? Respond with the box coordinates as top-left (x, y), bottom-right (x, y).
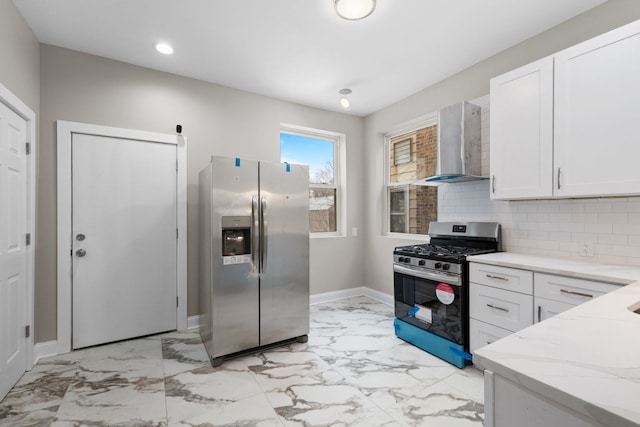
top-left (199, 156), bottom-right (310, 366)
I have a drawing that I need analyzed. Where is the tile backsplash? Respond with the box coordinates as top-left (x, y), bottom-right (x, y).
top-left (438, 95), bottom-right (640, 267)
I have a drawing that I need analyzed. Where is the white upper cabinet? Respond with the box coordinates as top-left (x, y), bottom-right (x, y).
top-left (490, 19), bottom-right (640, 200)
top-left (490, 57), bottom-right (554, 199)
top-left (554, 21), bottom-right (640, 197)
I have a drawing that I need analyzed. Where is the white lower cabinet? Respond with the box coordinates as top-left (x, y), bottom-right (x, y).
top-left (534, 274), bottom-right (619, 323)
top-left (484, 370), bottom-right (607, 427)
top-left (469, 262), bottom-right (620, 357)
top-left (534, 297), bottom-right (574, 323)
top-left (469, 262), bottom-right (533, 355)
top-left (469, 318), bottom-right (511, 355)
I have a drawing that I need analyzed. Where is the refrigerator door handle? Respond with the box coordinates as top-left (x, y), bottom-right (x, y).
top-left (251, 195), bottom-right (259, 273)
top-left (261, 196), bottom-right (267, 273)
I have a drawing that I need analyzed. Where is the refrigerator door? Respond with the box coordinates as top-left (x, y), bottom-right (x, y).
top-left (259, 161), bottom-right (310, 346)
top-left (207, 156), bottom-right (260, 359)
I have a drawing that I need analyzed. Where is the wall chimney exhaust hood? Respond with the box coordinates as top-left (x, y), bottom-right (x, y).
top-left (415, 101), bottom-right (487, 185)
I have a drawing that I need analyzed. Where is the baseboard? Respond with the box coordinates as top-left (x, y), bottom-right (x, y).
top-left (187, 315), bottom-right (201, 331)
top-left (310, 287), bottom-right (393, 306)
top-left (105, 290), bottom-right (391, 337)
top-left (361, 287), bottom-right (394, 306)
top-left (33, 340), bottom-right (58, 364)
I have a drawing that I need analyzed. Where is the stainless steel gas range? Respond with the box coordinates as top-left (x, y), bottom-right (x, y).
top-left (393, 222), bottom-right (501, 368)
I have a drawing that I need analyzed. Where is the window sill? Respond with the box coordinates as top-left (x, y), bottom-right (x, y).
top-left (385, 232), bottom-right (429, 241)
top-left (310, 232), bottom-right (345, 239)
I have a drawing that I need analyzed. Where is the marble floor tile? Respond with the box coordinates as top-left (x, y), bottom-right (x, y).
top-left (161, 335), bottom-right (211, 377)
top-left (386, 378), bottom-right (485, 427)
top-left (0, 296), bottom-right (486, 427)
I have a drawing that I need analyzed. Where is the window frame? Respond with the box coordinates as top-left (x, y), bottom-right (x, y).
top-left (388, 186), bottom-right (409, 233)
top-left (280, 123), bottom-right (346, 238)
top-left (384, 113), bottom-right (437, 238)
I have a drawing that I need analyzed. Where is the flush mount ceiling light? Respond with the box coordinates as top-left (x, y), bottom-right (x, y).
top-left (155, 42), bottom-right (174, 55)
top-left (334, 0), bottom-right (376, 20)
top-left (339, 88), bottom-right (352, 110)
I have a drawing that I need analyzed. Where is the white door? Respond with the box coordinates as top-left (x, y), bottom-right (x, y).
top-left (72, 133), bottom-right (178, 349)
top-left (0, 102), bottom-right (28, 399)
top-left (554, 20), bottom-right (640, 197)
top-left (489, 56), bottom-right (554, 200)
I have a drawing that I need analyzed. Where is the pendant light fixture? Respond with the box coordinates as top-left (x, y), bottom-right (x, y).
top-left (334, 0), bottom-right (376, 20)
top-left (339, 88), bottom-right (352, 110)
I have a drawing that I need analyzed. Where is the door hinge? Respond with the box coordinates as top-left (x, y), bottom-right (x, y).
top-left (26, 233), bottom-right (31, 246)
top-left (176, 160), bottom-right (178, 172)
top-left (176, 228), bottom-right (179, 239)
top-left (176, 296), bottom-right (179, 307)
top-left (25, 325), bottom-right (30, 338)
top-left (25, 142), bottom-right (31, 155)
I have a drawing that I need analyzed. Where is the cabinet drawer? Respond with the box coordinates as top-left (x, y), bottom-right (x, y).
top-left (534, 273), bottom-right (619, 306)
top-left (469, 318), bottom-right (512, 355)
top-left (469, 262), bottom-right (533, 294)
top-left (470, 284), bottom-right (533, 332)
top-left (534, 296), bottom-right (575, 323)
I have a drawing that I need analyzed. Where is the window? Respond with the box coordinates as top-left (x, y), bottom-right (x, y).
top-left (393, 138), bottom-right (412, 165)
top-left (386, 121), bottom-right (438, 235)
top-left (280, 124), bottom-right (345, 235)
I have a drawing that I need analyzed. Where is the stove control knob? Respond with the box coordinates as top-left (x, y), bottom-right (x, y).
top-left (397, 257), bottom-right (404, 263)
top-left (442, 264), bottom-right (450, 271)
top-left (434, 262), bottom-right (442, 269)
top-left (418, 260), bottom-right (426, 266)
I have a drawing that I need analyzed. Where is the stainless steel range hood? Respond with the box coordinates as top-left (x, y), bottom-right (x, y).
top-left (415, 101), bottom-right (487, 185)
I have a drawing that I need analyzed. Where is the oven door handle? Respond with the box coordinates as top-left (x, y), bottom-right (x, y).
top-left (393, 264), bottom-right (461, 286)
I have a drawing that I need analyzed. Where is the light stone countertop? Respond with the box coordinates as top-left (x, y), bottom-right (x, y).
top-left (467, 252), bottom-right (640, 427)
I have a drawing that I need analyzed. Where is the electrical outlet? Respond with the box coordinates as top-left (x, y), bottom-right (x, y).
top-left (352, 227), bottom-right (358, 237)
top-left (580, 241), bottom-right (594, 257)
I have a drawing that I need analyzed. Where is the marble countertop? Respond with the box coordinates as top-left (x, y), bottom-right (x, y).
top-left (468, 253), bottom-right (640, 427)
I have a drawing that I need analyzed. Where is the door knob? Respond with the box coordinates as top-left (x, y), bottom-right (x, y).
top-left (75, 249), bottom-right (86, 257)
top-left (76, 233), bottom-right (86, 241)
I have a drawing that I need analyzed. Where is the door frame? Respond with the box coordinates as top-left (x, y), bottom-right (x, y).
top-left (0, 82), bottom-right (36, 370)
top-left (56, 120), bottom-right (187, 354)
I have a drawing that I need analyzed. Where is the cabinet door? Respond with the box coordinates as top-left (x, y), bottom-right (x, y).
top-left (534, 297), bottom-right (574, 323)
top-left (490, 56), bottom-right (554, 200)
top-left (487, 372), bottom-right (607, 427)
top-left (469, 318), bottom-right (511, 355)
top-left (554, 20), bottom-right (640, 197)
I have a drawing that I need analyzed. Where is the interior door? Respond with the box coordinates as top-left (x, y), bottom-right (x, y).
top-left (72, 133), bottom-right (177, 349)
top-left (259, 161), bottom-right (309, 346)
top-left (0, 102), bottom-right (28, 399)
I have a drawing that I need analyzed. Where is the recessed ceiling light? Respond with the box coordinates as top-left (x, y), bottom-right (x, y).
top-left (155, 43), bottom-right (174, 55)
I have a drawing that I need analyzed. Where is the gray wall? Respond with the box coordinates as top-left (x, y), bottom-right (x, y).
top-left (362, 0), bottom-right (640, 296)
top-left (37, 45), bottom-right (365, 343)
top-left (0, 0), bottom-right (39, 113)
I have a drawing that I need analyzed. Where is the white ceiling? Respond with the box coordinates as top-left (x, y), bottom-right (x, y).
top-left (14, 0), bottom-right (606, 116)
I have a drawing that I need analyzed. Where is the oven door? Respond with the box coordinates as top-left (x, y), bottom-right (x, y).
top-left (393, 264), bottom-right (465, 345)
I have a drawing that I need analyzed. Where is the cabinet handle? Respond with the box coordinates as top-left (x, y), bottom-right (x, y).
top-left (537, 305), bottom-right (542, 322)
top-left (557, 168), bottom-right (561, 190)
top-left (492, 175), bottom-right (496, 193)
top-left (486, 303), bottom-right (509, 313)
top-left (560, 289), bottom-right (593, 299)
top-left (486, 274), bottom-right (508, 281)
